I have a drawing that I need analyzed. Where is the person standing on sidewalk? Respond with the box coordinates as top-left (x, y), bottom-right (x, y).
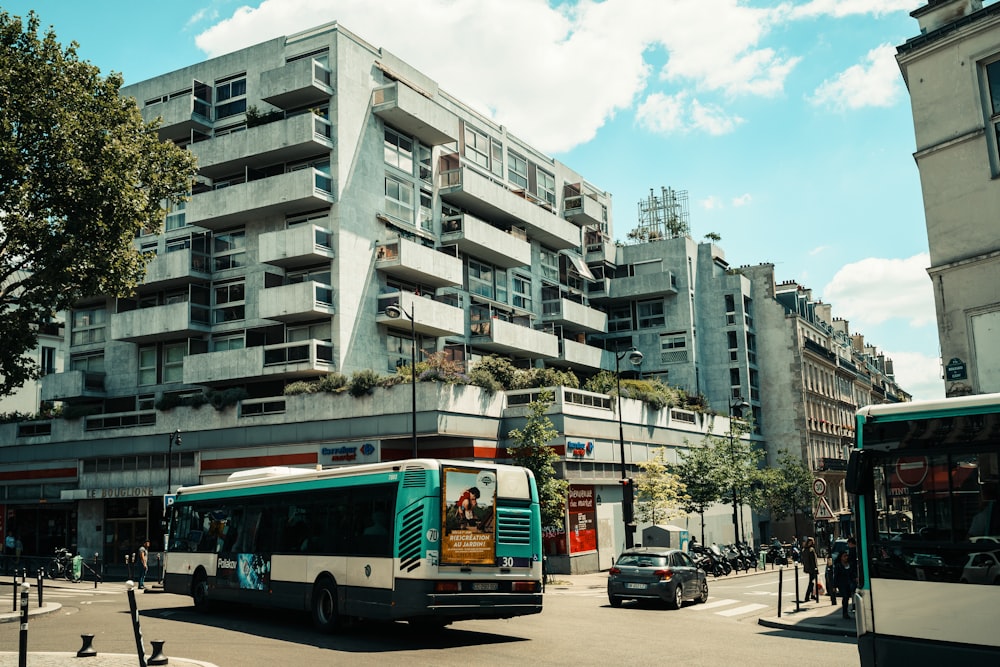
top-left (801, 536), bottom-right (819, 602)
top-left (138, 539), bottom-right (149, 590)
top-left (833, 549), bottom-right (857, 619)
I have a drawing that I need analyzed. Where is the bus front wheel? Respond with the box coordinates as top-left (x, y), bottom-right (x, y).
top-left (192, 571), bottom-right (211, 612)
top-left (311, 580), bottom-right (340, 633)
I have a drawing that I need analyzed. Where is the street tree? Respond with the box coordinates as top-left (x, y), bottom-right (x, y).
top-left (0, 11), bottom-right (197, 396)
top-left (635, 447), bottom-right (686, 526)
top-left (507, 389), bottom-right (569, 528)
top-left (674, 439), bottom-right (723, 544)
top-left (748, 449), bottom-right (813, 538)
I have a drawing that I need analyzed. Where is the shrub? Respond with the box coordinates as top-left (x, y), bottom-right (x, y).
top-left (468, 367), bottom-right (502, 394)
top-left (348, 369), bottom-right (381, 397)
top-left (470, 355), bottom-right (519, 390)
top-left (284, 381), bottom-right (319, 395)
top-left (317, 372), bottom-right (348, 393)
top-left (207, 388), bottom-right (249, 411)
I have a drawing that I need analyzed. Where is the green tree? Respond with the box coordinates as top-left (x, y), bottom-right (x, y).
top-left (674, 440), bottom-right (723, 544)
top-left (0, 11), bottom-right (197, 395)
top-left (712, 415), bottom-right (763, 539)
top-left (748, 450), bottom-right (813, 537)
top-left (635, 447), bottom-right (686, 525)
top-left (506, 389), bottom-right (568, 528)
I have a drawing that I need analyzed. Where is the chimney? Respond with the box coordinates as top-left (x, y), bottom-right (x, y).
top-left (912, 0), bottom-right (983, 35)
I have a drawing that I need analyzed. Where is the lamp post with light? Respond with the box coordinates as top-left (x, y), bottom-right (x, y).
top-left (167, 429), bottom-right (181, 494)
top-left (615, 347), bottom-right (644, 549)
top-left (729, 397), bottom-right (750, 545)
top-left (384, 303), bottom-right (418, 459)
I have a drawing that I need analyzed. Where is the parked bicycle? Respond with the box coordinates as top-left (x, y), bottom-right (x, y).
top-left (49, 547), bottom-right (80, 582)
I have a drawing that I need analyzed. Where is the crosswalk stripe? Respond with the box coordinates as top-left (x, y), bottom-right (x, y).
top-left (716, 603), bottom-right (769, 617)
top-left (690, 598), bottom-right (738, 610)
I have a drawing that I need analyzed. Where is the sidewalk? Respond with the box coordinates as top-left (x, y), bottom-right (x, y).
top-left (0, 579), bottom-right (219, 667)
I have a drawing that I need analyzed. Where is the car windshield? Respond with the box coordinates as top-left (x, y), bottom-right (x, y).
top-left (617, 554), bottom-right (668, 567)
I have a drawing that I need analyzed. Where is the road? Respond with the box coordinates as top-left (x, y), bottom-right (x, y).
top-left (1, 571), bottom-right (857, 667)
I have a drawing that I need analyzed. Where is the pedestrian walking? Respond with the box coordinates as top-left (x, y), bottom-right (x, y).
top-left (138, 539), bottom-right (150, 590)
top-left (801, 536), bottom-right (820, 602)
top-left (833, 549), bottom-right (857, 619)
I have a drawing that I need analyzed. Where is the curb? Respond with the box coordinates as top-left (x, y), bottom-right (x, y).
top-left (757, 615), bottom-right (856, 637)
top-left (0, 602), bottom-right (63, 624)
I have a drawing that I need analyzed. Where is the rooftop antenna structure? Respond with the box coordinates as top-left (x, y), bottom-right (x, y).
top-left (633, 186), bottom-right (689, 242)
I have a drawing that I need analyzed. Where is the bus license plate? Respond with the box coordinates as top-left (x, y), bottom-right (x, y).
top-left (472, 582), bottom-right (499, 591)
top-left (625, 583), bottom-right (646, 589)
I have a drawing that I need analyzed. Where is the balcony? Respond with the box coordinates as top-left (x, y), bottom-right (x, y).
top-left (376, 291), bottom-right (465, 338)
top-left (440, 213), bottom-right (531, 268)
top-left (40, 370), bottom-right (106, 403)
top-left (191, 112), bottom-right (333, 179)
top-left (140, 93), bottom-right (212, 143)
top-left (187, 168), bottom-right (334, 231)
top-left (375, 237), bottom-right (463, 288)
top-left (541, 298), bottom-right (607, 334)
top-left (552, 338), bottom-right (605, 371)
top-left (259, 224), bottom-right (334, 268)
top-left (585, 234), bottom-right (617, 265)
top-left (564, 183), bottom-right (609, 228)
top-left (439, 164), bottom-right (580, 250)
top-left (110, 301), bottom-right (211, 343)
top-left (260, 281), bottom-right (335, 323)
top-left (606, 271), bottom-right (678, 300)
top-left (184, 339), bottom-right (334, 385)
top-left (141, 248), bottom-right (211, 289)
top-left (259, 56), bottom-right (333, 109)
top-left (470, 317), bottom-right (558, 358)
top-left (372, 82), bottom-right (459, 146)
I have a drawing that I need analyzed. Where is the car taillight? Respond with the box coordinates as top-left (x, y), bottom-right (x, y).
top-left (512, 581), bottom-right (538, 592)
top-left (609, 567), bottom-right (621, 575)
top-left (434, 581), bottom-right (460, 592)
top-left (653, 568), bottom-right (674, 581)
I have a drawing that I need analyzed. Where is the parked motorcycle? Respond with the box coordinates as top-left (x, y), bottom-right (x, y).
top-left (766, 542), bottom-right (788, 566)
top-left (723, 543), bottom-right (747, 572)
top-left (49, 547), bottom-right (80, 582)
top-left (691, 543), bottom-right (729, 577)
top-left (739, 542), bottom-right (759, 570)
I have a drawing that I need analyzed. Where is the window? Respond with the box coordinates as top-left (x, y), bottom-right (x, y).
top-left (508, 151), bottom-right (528, 189)
top-left (70, 353), bottom-right (104, 374)
top-left (384, 127), bottom-right (413, 173)
top-left (213, 230), bottom-right (246, 271)
top-left (384, 174), bottom-right (413, 223)
top-left (512, 274), bottom-right (531, 310)
top-left (215, 74), bottom-right (247, 119)
top-left (985, 59), bottom-right (1000, 171)
top-left (212, 334), bottom-right (244, 352)
top-left (660, 332), bottom-right (687, 363)
top-left (463, 124), bottom-right (491, 170)
top-left (535, 168), bottom-right (556, 206)
top-left (418, 144), bottom-right (432, 184)
top-left (468, 258), bottom-right (494, 299)
top-left (287, 266), bottom-right (332, 286)
top-left (165, 200), bottom-right (186, 231)
top-left (637, 299), bottom-right (665, 328)
top-left (41, 346), bottom-right (56, 376)
top-left (288, 321), bottom-right (331, 342)
top-left (139, 346), bottom-right (157, 386)
top-left (491, 138), bottom-right (503, 177)
top-left (71, 307), bottom-right (106, 346)
top-left (163, 342), bottom-right (185, 383)
top-left (608, 304), bottom-right (632, 332)
top-left (213, 280), bottom-right (245, 323)
top-left (539, 248), bottom-right (559, 283)
top-left (419, 190), bottom-right (433, 232)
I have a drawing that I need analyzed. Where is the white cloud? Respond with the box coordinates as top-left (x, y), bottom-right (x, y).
top-left (809, 43), bottom-right (903, 111)
top-left (700, 195), bottom-right (725, 210)
top-left (731, 193), bottom-right (752, 207)
top-left (881, 350), bottom-right (942, 402)
top-left (192, 0), bottom-right (798, 152)
top-left (809, 245), bottom-right (830, 256)
top-left (790, 0), bottom-right (921, 20)
top-left (821, 253), bottom-right (934, 328)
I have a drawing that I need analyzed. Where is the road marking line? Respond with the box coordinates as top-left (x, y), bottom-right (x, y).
top-left (716, 603), bottom-right (769, 617)
top-left (690, 598), bottom-right (738, 610)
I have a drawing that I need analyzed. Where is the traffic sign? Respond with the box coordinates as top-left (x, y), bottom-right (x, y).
top-left (895, 456), bottom-right (929, 487)
top-left (815, 498), bottom-right (835, 520)
top-left (812, 478), bottom-right (827, 497)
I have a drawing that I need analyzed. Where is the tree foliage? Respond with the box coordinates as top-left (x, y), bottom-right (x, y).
top-left (506, 389), bottom-right (568, 528)
top-left (0, 11), bottom-right (197, 395)
top-left (635, 447), bottom-right (686, 525)
top-left (748, 449), bottom-right (813, 529)
top-left (673, 440), bottom-right (723, 543)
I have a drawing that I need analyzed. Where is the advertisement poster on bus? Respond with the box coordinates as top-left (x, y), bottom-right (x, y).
top-left (215, 552), bottom-right (271, 591)
top-left (442, 466), bottom-right (496, 565)
top-left (568, 485), bottom-right (597, 553)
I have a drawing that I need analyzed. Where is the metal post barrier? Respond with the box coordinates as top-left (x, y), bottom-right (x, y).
top-left (36, 570), bottom-right (42, 608)
top-left (77, 634), bottom-right (97, 658)
top-left (794, 564), bottom-right (801, 611)
top-left (777, 567), bottom-right (783, 618)
top-left (126, 581), bottom-right (147, 667)
top-left (18, 583), bottom-right (29, 667)
top-left (94, 553), bottom-right (100, 589)
top-left (11, 576), bottom-right (16, 612)
top-left (148, 639), bottom-right (169, 665)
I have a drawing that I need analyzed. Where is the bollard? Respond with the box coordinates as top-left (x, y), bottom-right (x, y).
top-left (148, 639), bottom-right (169, 665)
top-left (794, 564), bottom-right (800, 611)
top-left (777, 567), bottom-right (783, 618)
top-left (126, 581), bottom-right (148, 667)
top-left (36, 570), bottom-right (43, 608)
top-left (94, 553), bottom-right (100, 589)
top-left (18, 583), bottom-right (29, 667)
top-left (11, 576), bottom-right (15, 612)
top-left (77, 633), bottom-right (97, 658)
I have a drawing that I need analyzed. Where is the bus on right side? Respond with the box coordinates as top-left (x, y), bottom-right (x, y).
top-left (848, 393), bottom-right (1000, 666)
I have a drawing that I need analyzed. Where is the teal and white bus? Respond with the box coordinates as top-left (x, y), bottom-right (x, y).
top-left (163, 459), bottom-right (543, 630)
top-left (848, 394), bottom-right (1000, 666)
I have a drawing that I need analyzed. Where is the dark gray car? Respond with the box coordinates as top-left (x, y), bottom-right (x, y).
top-left (607, 547), bottom-right (708, 609)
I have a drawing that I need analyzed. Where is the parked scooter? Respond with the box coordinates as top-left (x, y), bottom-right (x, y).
top-left (691, 543), bottom-right (729, 577)
top-left (766, 541), bottom-right (788, 565)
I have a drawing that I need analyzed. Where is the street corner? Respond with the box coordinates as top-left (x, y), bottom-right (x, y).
top-left (0, 601), bottom-right (62, 624)
top-left (758, 602), bottom-right (857, 637)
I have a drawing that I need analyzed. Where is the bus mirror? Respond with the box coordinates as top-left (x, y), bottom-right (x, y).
top-left (845, 450), bottom-right (872, 495)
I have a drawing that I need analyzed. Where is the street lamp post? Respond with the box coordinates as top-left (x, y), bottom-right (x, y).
top-left (615, 347), bottom-right (644, 550)
top-left (729, 398), bottom-right (750, 545)
top-left (167, 429), bottom-right (181, 494)
top-left (384, 302), bottom-right (418, 459)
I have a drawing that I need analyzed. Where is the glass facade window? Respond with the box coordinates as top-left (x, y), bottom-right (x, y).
top-left (384, 127), bottom-right (414, 173)
top-left (384, 174), bottom-right (413, 223)
top-left (71, 307), bottom-right (106, 346)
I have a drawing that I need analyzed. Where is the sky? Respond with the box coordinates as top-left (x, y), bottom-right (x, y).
top-left (3, 0), bottom-right (952, 400)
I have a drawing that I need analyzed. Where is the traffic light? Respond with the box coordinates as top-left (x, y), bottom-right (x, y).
top-left (620, 478), bottom-right (636, 525)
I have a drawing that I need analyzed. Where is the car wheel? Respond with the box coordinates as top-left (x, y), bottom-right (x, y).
top-left (669, 585), bottom-right (683, 610)
top-left (697, 580), bottom-right (709, 604)
top-left (192, 571), bottom-right (211, 612)
top-left (311, 579), bottom-right (340, 633)
top-left (609, 594), bottom-right (623, 608)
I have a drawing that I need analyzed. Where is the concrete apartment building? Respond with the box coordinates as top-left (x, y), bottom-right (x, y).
top-left (897, 0), bottom-right (1000, 397)
top-left (0, 21), bottom-right (908, 572)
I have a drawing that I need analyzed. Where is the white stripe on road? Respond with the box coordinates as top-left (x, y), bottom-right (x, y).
top-left (690, 598), bottom-right (738, 610)
top-left (716, 603), bottom-right (769, 617)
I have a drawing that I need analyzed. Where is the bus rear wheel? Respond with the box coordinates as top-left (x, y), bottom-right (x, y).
top-left (311, 580), bottom-right (340, 633)
top-left (192, 571), bottom-right (211, 612)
